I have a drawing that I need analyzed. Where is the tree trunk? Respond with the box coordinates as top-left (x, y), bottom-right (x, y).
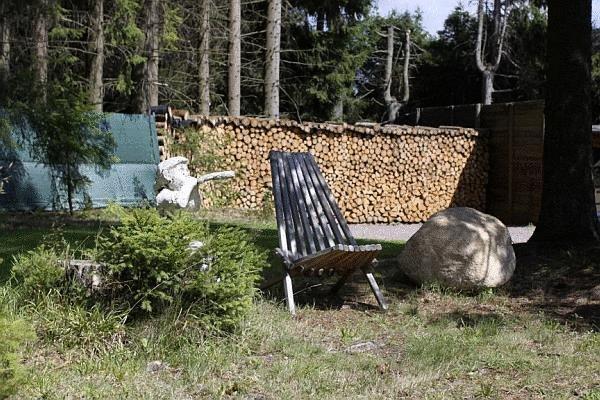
top-left (530, 0), bottom-right (599, 244)
top-left (316, 11), bottom-right (324, 32)
top-left (482, 69), bottom-right (494, 105)
top-left (0, 3), bottom-right (10, 93)
top-left (264, 0), bottom-right (281, 118)
top-left (400, 29), bottom-right (411, 103)
top-left (33, 0), bottom-right (49, 100)
top-left (475, 0), bottom-right (511, 105)
top-left (383, 25), bottom-right (401, 123)
top-left (88, 0), bottom-right (104, 112)
top-left (136, 0), bottom-right (160, 112)
top-left (146, 0), bottom-right (160, 109)
top-left (199, 0), bottom-right (210, 115)
top-left (227, 0), bottom-right (240, 116)
top-left (383, 25), bottom-right (394, 105)
top-left (332, 98), bottom-right (343, 120)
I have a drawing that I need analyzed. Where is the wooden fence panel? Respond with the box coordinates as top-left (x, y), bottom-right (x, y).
top-left (414, 101), bottom-right (545, 225)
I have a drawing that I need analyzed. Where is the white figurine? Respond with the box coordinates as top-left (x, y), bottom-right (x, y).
top-left (155, 156), bottom-right (235, 211)
top-left (156, 157), bottom-right (202, 210)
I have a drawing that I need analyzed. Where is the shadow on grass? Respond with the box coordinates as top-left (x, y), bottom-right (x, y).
top-left (0, 218), bottom-right (102, 282)
top-left (504, 244), bottom-right (600, 332)
top-left (428, 311), bottom-right (507, 330)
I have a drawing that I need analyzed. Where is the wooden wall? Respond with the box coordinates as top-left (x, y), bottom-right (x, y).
top-left (409, 101), bottom-right (545, 225)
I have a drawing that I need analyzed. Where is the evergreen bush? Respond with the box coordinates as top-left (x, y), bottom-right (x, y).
top-left (98, 207), bottom-right (266, 330)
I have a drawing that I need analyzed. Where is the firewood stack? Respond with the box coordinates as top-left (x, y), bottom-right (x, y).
top-left (157, 112), bottom-right (488, 223)
top-left (150, 105), bottom-right (173, 160)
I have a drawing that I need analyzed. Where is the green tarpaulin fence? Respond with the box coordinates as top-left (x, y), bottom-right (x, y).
top-left (0, 113), bottom-right (159, 211)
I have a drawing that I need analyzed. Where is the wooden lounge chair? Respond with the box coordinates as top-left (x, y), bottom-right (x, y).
top-left (266, 150), bottom-right (388, 315)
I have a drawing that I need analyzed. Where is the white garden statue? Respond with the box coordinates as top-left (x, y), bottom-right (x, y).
top-left (155, 156), bottom-right (234, 211)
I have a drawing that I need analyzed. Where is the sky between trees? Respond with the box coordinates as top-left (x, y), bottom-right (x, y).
top-left (377, 0), bottom-right (600, 34)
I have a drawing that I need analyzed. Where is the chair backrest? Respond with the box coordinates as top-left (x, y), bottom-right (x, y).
top-left (269, 151), bottom-right (357, 261)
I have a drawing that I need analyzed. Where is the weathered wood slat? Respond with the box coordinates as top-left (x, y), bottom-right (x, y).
top-left (300, 153), bottom-right (348, 245)
top-left (273, 154), bottom-right (297, 259)
top-left (291, 154), bottom-right (327, 251)
top-left (296, 154), bottom-right (337, 248)
top-left (281, 153), bottom-right (308, 257)
top-left (305, 153), bottom-right (356, 246)
top-left (288, 154), bottom-right (317, 255)
top-left (270, 156), bottom-right (289, 258)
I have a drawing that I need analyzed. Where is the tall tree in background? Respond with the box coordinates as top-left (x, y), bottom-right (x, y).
top-left (136, 0), bottom-right (160, 112)
top-left (475, 0), bottom-right (512, 105)
top-left (264, 0), bottom-right (281, 118)
top-left (228, 0), bottom-right (241, 116)
top-left (0, 4), bottom-right (10, 95)
top-left (531, 0), bottom-right (599, 244)
top-left (199, 0), bottom-right (210, 115)
top-left (33, 0), bottom-right (50, 98)
top-left (383, 26), bottom-right (411, 123)
top-left (354, 11), bottom-right (425, 122)
top-left (0, 2), bottom-right (10, 94)
top-left (88, 0), bottom-right (105, 111)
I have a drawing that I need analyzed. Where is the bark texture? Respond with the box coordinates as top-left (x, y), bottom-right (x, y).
top-left (88, 0), bottom-right (104, 111)
top-left (228, 0), bottom-right (241, 116)
top-left (199, 0), bottom-right (210, 115)
top-left (383, 26), bottom-right (410, 123)
top-left (530, 0), bottom-right (599, 244)
top-left (146, 0), bottom-right (160, 108)
top-left (33, 0), bottom-right (49, 98)
top-left (136, 0), bottom-right (160, 112)
top-left (0, 3), bottom-right (10, 91)
top-left (264, 0), bottom-right (281, 118)
top-left (401, 30), bottom-right (410, 103)
top-left (383, 26), bottom-right (394, 106)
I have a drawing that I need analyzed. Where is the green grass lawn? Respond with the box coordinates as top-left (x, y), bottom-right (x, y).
top-left (1, 212), bottom-right (599, 399)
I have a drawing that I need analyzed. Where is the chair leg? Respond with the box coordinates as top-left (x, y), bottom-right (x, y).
top-left (283, 271), bottom-right (296, 315)
top-left (329, 270), bottom-right (354, 295)
top-left (361, 264), bottom-right (388, 311)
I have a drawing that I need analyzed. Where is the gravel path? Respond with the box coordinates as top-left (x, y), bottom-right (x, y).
top-left (349, 223), bottom-right (535, 244)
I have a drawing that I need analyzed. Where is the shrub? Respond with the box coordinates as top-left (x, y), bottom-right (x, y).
top-left (98, 207), bottom-right (266, 330)
top-left (0, 314), bottom-right (35, 398)
top-left (185, 226), bottom-right (265, 330)
top-left (10, 245), bottom-right (65, 299)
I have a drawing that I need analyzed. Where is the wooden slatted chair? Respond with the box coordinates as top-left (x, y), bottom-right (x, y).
top-left (266, 150), bottom-right (388, 315)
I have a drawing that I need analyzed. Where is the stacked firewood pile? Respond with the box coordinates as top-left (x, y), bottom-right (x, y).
top-left (153, 110), bottom-right (488, 223)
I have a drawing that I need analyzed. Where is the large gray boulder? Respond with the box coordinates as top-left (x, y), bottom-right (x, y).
top-left (397, 207), bottom-right (515, 290)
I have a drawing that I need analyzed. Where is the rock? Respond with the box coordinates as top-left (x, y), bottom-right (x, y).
top-left (397, 207), bottom-right (515, 290)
